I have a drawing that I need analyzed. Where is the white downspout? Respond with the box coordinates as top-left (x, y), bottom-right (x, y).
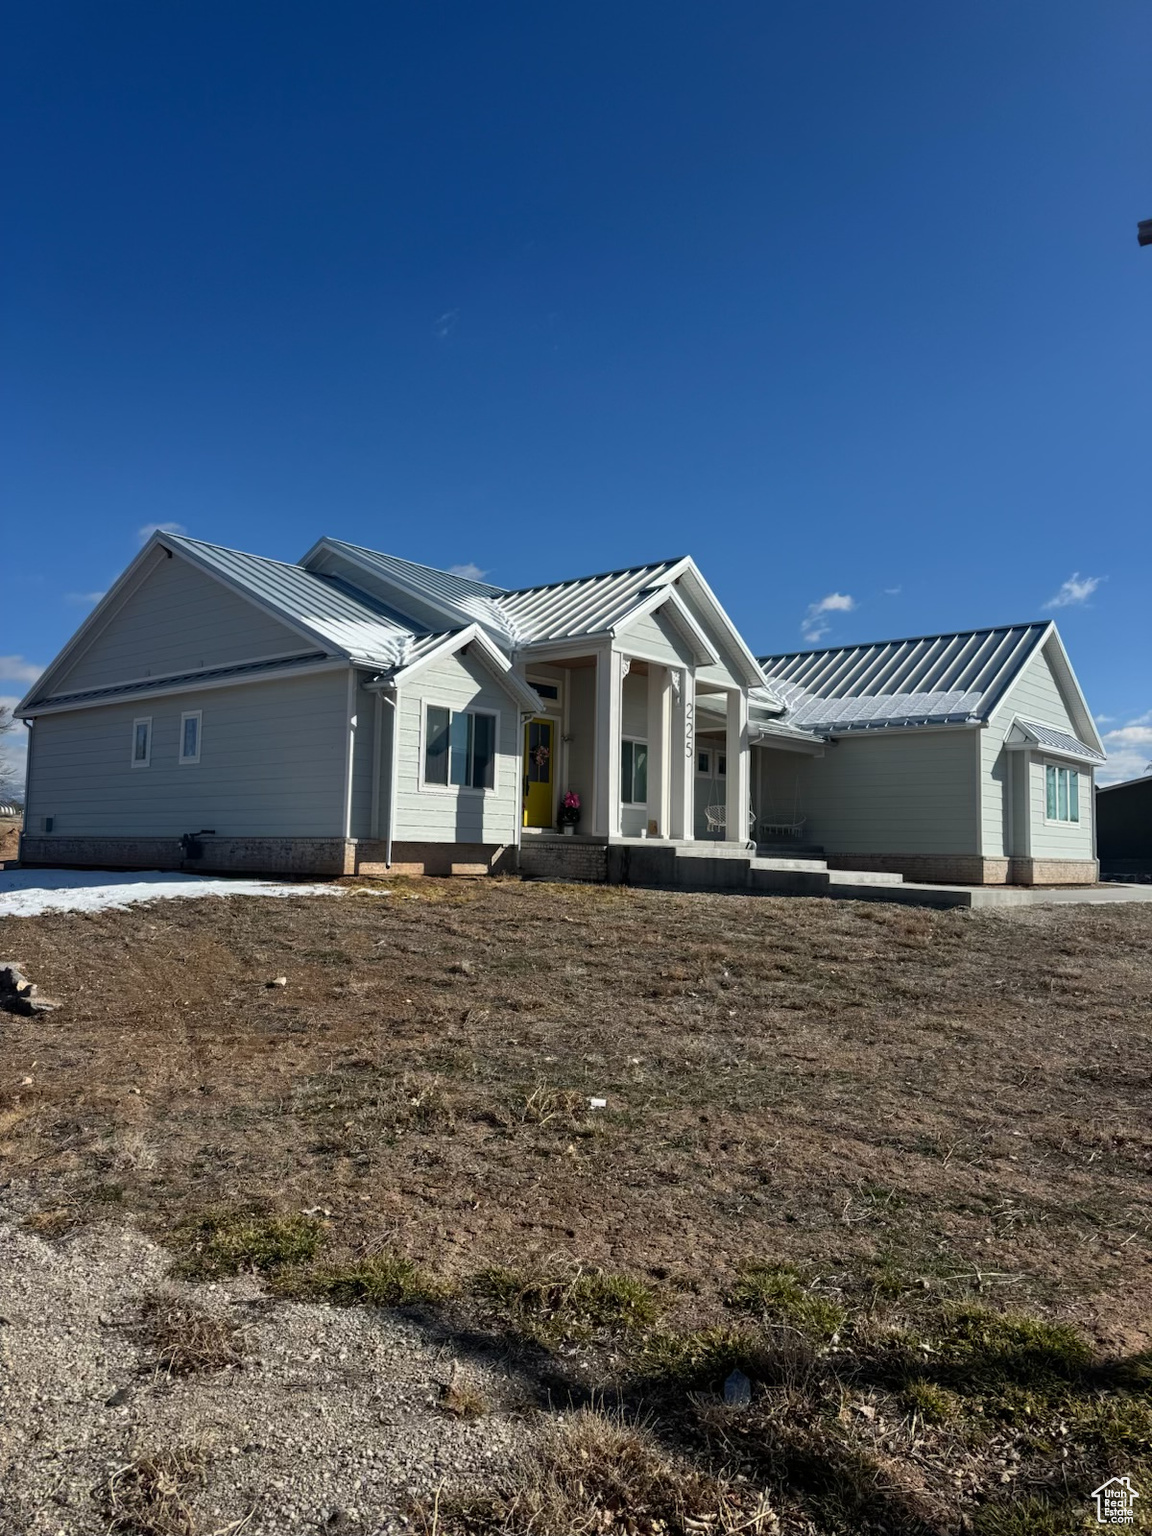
top-left (342, 669), bottom-right (357, 843)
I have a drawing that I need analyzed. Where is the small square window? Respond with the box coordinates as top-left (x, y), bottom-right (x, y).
top-left (131, 718), bottom-right (152, 768)
top-left (423, 704), bottom-right (497, 791)
top-left (179, 711), bottom-right (202, 764)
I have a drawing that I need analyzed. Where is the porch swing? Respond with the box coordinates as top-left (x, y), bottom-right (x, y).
top-left (757, 763), bottom-right (807, 843)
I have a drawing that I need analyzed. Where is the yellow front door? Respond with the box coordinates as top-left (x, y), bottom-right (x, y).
top-left (523, 717), bottom-right (555, 827)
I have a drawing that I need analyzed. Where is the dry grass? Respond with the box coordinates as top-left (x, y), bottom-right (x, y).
top-left (101, 1447), bottom-right (205, 1536)
top-left (3, 882), bottom-right (1151, 1337)
top-left (141, 1293), bottom-right (247, 1377)
top-left (4, 880), bottom-right (1152, 1532)
top-left (412, 1406), bottom-right (776, 1535)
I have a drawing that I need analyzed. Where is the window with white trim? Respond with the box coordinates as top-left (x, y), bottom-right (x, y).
top-left (131, 718), bottom-right (152, 768)
top-left (179, 710), bottom-right (202, 764)
top-left (621, 738), bottom-right (648, 804)
top-left (1044, 763), bottom-right (1080, 823)
top-left (424, 705), bottom-right (497, 790)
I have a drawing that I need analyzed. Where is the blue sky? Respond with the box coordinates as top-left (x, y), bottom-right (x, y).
top-left (2, 1), bottom-right (1150, 783)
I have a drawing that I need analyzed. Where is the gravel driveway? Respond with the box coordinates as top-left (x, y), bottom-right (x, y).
top-left (0, 1206), bottom-right (528, 1535)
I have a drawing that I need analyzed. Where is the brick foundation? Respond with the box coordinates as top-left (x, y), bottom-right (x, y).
top-left (518, 837), bottom-right (609, 883)
top-left (1008, 858), bottom-right (1099, 887)
top-left (825, 853), bottom-right (1098, 887)
top-left (354, 842), bottom-right (516, 877)
top-left (19, 835), bottom-right (358, 877)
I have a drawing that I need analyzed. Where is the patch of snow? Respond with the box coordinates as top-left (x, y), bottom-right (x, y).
top-left (0, 868), bottom-right (342, 919)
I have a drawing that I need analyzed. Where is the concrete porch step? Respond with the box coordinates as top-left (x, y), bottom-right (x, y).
top-left (827, 869), bottom-right (905, 887)
top-left (751, 855), bottom-right (829, 873)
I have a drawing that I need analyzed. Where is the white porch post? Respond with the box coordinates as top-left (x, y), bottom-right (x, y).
top-left (725, 688), bottom-right (750, 844)
top-left (645, 664), bottom-right (671, 837)
top-left (669, 668), bottom-right (694, 839)
top-left (593, 647), bottom-right (622, 839)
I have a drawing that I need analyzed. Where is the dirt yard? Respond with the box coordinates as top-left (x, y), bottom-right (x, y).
top-left (0, 817), bottom-right (20, 863)
top-left (2, 879), bottom-right (1150, 1535)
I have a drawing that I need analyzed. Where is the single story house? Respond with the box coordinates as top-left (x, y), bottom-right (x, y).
top-left (15, 532), bottom-right (1105, 886)
top-left (1096, 774), bottom-right (1152, 880)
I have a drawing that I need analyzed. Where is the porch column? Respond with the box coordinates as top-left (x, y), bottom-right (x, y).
top-left (645, 664), bottom-right (671, 837)
top-left (593, 648), bottom-right (623, 839)
top-left (669, 668), bottom-right (694, 839)
top-left (725, 688), bottom-right (750, 844)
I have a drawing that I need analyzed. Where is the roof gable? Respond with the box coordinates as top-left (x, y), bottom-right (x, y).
top-left (759, 622), bottom-right (1056, 733)
top-left (19, 534), bottom-right (419, 714)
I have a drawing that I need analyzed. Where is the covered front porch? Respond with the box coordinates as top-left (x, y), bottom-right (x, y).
top-left (515, 638), bottom-right (754, 846)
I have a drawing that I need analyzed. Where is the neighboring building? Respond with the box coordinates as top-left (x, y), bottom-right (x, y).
top-left (1096, 773), bottom-right (1152, 880)
top-left (16, 532), bottom-right (1105, 886)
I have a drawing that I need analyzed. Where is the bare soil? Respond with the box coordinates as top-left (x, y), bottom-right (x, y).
top-left (2, 878), bottom-right (1151, 1534)
top-left (0, 819), bottom-right (20, 863)
top-left (2, 879), bottom-right (1149, 1341)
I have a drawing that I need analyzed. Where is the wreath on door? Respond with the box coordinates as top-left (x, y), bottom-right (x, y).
top-left (532, 743), bottom-right (551, 769)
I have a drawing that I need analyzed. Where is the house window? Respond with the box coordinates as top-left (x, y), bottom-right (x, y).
top-left (621, 738), bottom-right (648, 804)
top-left (1045, 763), bottom-right (1080, 823)
top-left (696, 749), bottom-right (726, 777)
top-left (530, 680), bottom-right (560, 700)
top-left (424, 705), bottom-right (496, 790)
top-left (131, 718), bottom-right (152, 768)
top-left (179, 711), bottom-right (202, 765)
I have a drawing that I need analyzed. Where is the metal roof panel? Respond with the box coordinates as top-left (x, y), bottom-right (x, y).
top-left (759, 623), bottom-right (1051, 732)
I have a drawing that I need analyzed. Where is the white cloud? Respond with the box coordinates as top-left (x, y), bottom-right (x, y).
top-left (1098, 721), bottom-right (1152, 785)
top-left (448, 562), bottom-right (488, 582)
top-left (0, 656), bottom-right (44, 686)
top-left (66, 590), bottom-right (107, 606)
top-left (883, 586), bottom-right (902, 596)
top-left (137, 521), bottom-right (187, 545)
top-left (432, 309), bottom-right (459, 340)
top-left (1043, 572), bottom-right (1103, 609)
top-left (801, 592), bottom-right (855, 644)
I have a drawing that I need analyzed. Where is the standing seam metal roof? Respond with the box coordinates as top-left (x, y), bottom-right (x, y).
top-left (490, 560), bottom-right (686, 643)
top-left (311, 541), bottom-right (691, 647)
top-left (759, 623), bottom-right (1051, 731)
top-left (167, 535), bottom-right (415, 666)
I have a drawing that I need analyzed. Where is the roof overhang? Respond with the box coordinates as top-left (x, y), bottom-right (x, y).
top-left (1005, 717), bottom-right (1107, 765)
top-left (18, 532), bottom-right (362, 715)
top-left (665, 558), bottom-right (774, 693)
top-left (609, 586), bottom-right (719, 667)
top-left (365, 624), bottom-right (543, 713)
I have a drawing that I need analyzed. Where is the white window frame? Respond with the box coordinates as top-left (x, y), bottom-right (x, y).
top-left (419, 701), bottom-right (500, 796)
top-left (621, 736), bottom-right (649, 805)
top-left (179, 710), bottom-right (202, 765)
top-left (1043, 761), bottom-right (1081, 825)
top-left (695, 747), bottom-right (726, 778)
top-left (131, 717), bottom-right (152, 769)
top-left (527, 673), bottom-right (562, 703)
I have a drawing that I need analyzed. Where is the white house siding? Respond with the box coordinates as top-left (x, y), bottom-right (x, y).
top-left (785, 729), bottom-right (979, 856)
top-left (677, 588), bottom-right (746, 691)
top-left (348, 677), bottom-right (377, 839)
top-left (391, 648), bottom-right (519, 846)
top-left (24, 668), bottom-right (350, 838)
top-left (616, 609), bottom-right (695, 669)
top-left (984, 642), bottom-right (1094, 865)
top-left (58, 551), bottom-right (310, 694)
top-left (980, 729), bottom-right (1009, 858)
top-left (1028, 757), bottom-right (1095, 860)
